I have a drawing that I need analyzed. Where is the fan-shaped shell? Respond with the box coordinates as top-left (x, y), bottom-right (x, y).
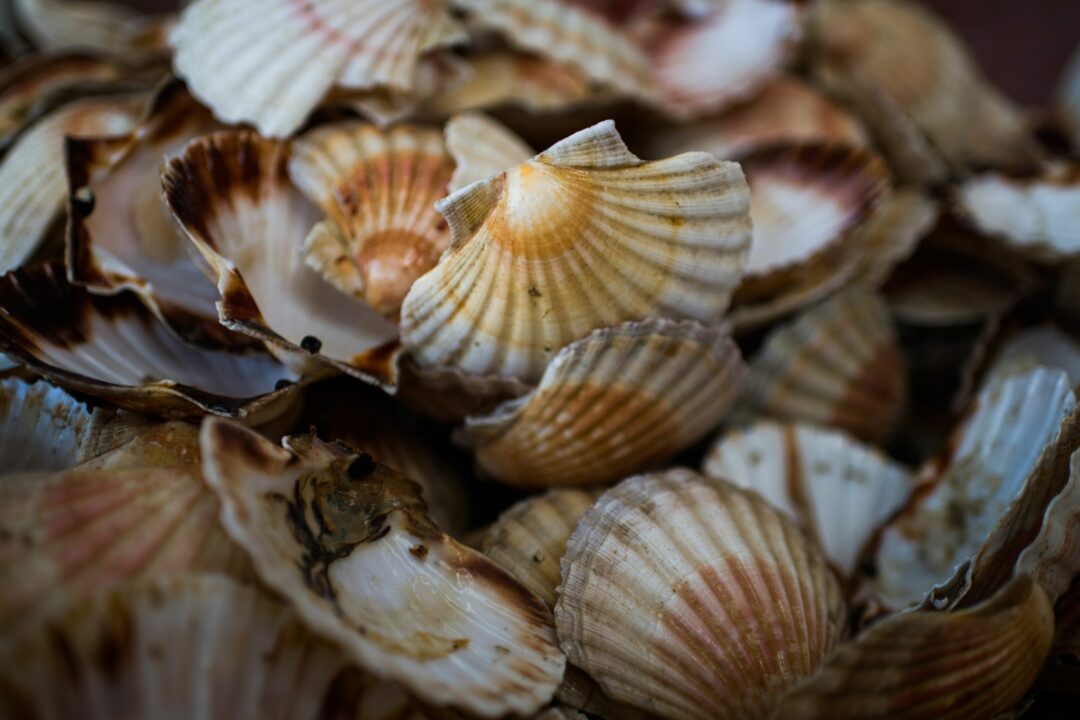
top-left (852, 188), bottom-right (939, 287)
top-left (461, 318), bottom-right (746, 488)
top-left (704, 421), bottom-right (914, 576)
top-left (556, 469), bottom-right (846, 720)
top-left (445, 111), bottom-right (533, 193)
top-left (778, 575), bottom-right (1053, 719)
top-left (200, 419), bottom-right (565, 718)
top-left (14, 0), bottom-right (172, 59)
top-left (737, 288), bottom-right (907, 444)
top-left (1018, 448), bottom-right (1080, 605)
top-left (75, 420), bottom-right (199, 471)
top-left (401, 120), bottom-right (752, 382)
top-left (0, 575), bottom-right (411, 720)
top-left (0, 263), bottom-right (301, 420)
top-left (0, 95), bottom-right (139, 273)
top-left (170, 0), bottom-right (466, 137)
top-left (289, 122), bottom-right (456, 318)
top-left (163, 131), bottom-right (402, 390)
top-left (396, 357), bottom-right (533, 423)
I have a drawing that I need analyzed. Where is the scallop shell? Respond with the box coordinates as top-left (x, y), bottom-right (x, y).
top-left (0, 263), bottom-right (302, 421)
top-left (641, 0), bottom-right (802, 119)
top-left (778, 575), bottom-right (1053, 719)
top-left (555, 469), bottom-right (846, 720)
top-left (460, 318), bottom-right (746, 488)
top-left (66, 81), bottom-right (231, 346)
top-left (870, 367), bottom-right (1078, 609)
top-left (704, 421), bottom-right (914, 577)
top-left (851, 188), bottom-right (939, 287)
top-left (985, 327), bottom-right (1080, 389)
top-left (0, 575), bottom-right (411, 720)
top-left (0, 95), bottom-right (140, 273)
top-left (170, 0), bottom-right (466, 137)
top-left (737, 288), bottom-right (907, 444)
top-left (13, 0), bottom-right (172, 59)
top-left (953, 162), bottom-right (1080, 263)
top-left (162, 131), bottom-right (402, 390)
top-left (482, 488), bottom-right (599, 608)
top-left (445, 111), bottom-right (533, 193)
top-left (401, 120), bottom-right (752, 382)
top-left (396, 357), bottom-right (533, 424)
top-left (644, 76), bottom-right (868, 161)
top-left (0, 462), bottom-right (250, 651)
top-left (75, 420), bottom-right (200, 471)
top-left (200, 419), bottom-right (565, 717)
top-left (289, 122), bottom-right (455, 319)
top-left (1017, 448), bottom-right (1080, 605)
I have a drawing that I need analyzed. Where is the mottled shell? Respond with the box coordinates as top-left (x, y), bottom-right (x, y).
top-left (170, 0), bottom-right (466, 136)
top-left (0, 263), bottom-right (301, 420)
top-left (737, 288), bottom-right (907, 444)
top-left (445, 111), bottom-right (533, 193)
top-left (163, 131), bottom-right (402, 390)
top-left (289, 122), bottom-right (456, 318)
top-left (461, 318), bottom-right (746, 488)
top-left (401, 120), bottom-right (752, 382)
top-left (704, 421), bottom-right (913, 577)
top-left (556, 469), bottom-right (846, 720)
top-left (778, 576), bottom-right (1053, 719)
top-left (200, 419), bottom-right (565, 718)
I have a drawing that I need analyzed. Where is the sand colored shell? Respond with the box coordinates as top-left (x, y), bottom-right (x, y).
top-left (851, 188), bottom-right (940, 287)
top-left (704, 421), bottom-right (913, 577)
top-left (396, 357), bottom-right (533, 423)
top-left (778, 575), bottom-right (1053, 719)
top-left (0, 95), bottom-right (140, 273)
top-left (445, 111), bottom-right (533, 193)
top-left (66, 81), bottom-right (231, 346)
top-left (289, 122), bottom-right (456, 318)
top-left (1017, 448), bottom-right (1080, 605)
top-left (482, 488), bottom-right (599, 608)
top-left (953, 162), bottom-right (1080, 262)
top-left (0, 263), bottom-right (301, 421)
top-left (171, 0), bottom-right (466, 137)
top-left (556, 469), bottom-right (846, 720)
top-left (163, 131), bottom-right (402, 389)
top-left (985, 327), bottom-right (1080, 389)
top-left (401, 120), bottom-right (752, 382)
top-left (200, 419), bottom-right (565, 717)
top-left (870, 367), bottom-right (1078, 609)
top-left (13, 0), bottom-right (172, 58)
top-left (461, 319), bottom-right (746, 488)
top-left (807, 0), bottom-right (1034, 172)
top-left (644, 76), bottom-right (867, 161)
top-left (0, 575), bottom-right (411, 719)
top-left (737, 288), bottom-right (907, 444)
top-left (641, 0), bottom-right (802, 119)
top-left (75, 420), bottom-right (200, 471)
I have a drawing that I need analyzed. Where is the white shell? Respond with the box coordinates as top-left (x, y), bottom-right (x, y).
top-left (445, 111), bottom-right (533, 193)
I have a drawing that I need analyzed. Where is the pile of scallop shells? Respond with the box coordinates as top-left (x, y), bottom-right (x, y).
top-left (1, 0), bottom-right (1079, 717)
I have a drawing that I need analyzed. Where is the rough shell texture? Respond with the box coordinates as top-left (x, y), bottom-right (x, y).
top-left (0, 575), bottom-right (404, 719)
top-left (401, 120), bottom-right (751, 382)
top-left (1018, 448), bottom-right (1080, 605)
top-left (704, 421), bottom-right (914, 577)
top-left (556, 469), bottom-right (846, 720)
top-left (200, 419), bottom-right (565, 718)
top-left (0, 263), bottom-right (301, 421)
top-left (778, 576), bottom-right (1053, 719)
top-left (163, 131), bottom-right (402, 390)
top-left (74, 420), bottom-right (200, 471)
top-left (289, 122), bottom-right (455, 318)
top-left (170, 0), bottom-right (466, 136)
top-left (445, 111), bottom-right (533, 193)
top-left (461, 318), bottom-right (746, 488)
top-left (736, 288), bottom-right (907, 444)
top-left (395, 357), bottom-right (533, 424)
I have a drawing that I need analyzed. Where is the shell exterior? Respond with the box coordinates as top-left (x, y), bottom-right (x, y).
top-left (13, 0), bottom-right (172, 58)
top-left (704, 421), bottom-right (914, 577)
top-left (870, 367), bottom-right (1078, 609)
top-left (163, 131), bottom-right (402, 390)
top-left (0, 461), bottom-right (250, 652)
top-left (445, 111), bottom-right (533, 193)
top-left (461, 318), bottom-right (746, 488)
top-left (481, 488), bottom-right (599, 608)
top-left (778, 575), bottom-right (1053, 719)
top-left (556, 469), bottom-right (846, 720)
top-left (852, 188), bottom-right (939, 287)
top-left (401, 120), bottom-right (752, 382)
top-left (953, 162), bottom-right (1080, 262)
top-left (642, 0), bottom-right (802, 119)
top-left (737, 288), bottom-right (907, 444)
top-left (289, 122), bottom-right (456, 318)
top-left (0, 576), bottom-right (411, 720)
top-left (0, 263), bottom-right (301, 421)
top-left (644, 76), bottom-right (867, 161)
top-left (396, 357), bottom-right (533, 424)
top-left (0, 95), bottom-right (140, 273)
top-left (1018, 448), bottom-right (1080, 605)
top-left (200, 419), bottom-right (565, 718)
top-left (75, 420), bottom-right (200, 471)
top-left (170, 0), bottom-right (466, 136)
top-left (985, 327), bottom-right (1080, 390)
top-left (66, 81), bottom-right (231, 346)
